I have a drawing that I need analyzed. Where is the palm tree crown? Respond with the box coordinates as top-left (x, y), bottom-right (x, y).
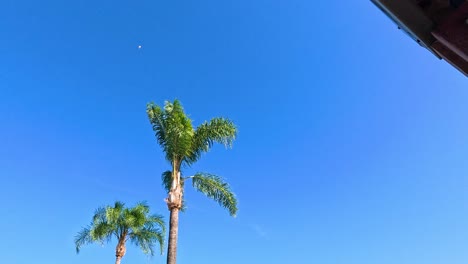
top-left (147, 99), bottom-right (238, 215)
top-left (75, 201), bottom-right (165, 264)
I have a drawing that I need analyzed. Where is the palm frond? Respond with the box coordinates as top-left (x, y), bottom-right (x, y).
top-left (163, 100), bottom-right (194, 164)
top-left (147, 100), bottom-right (195, 167)
top-left (106, 201), bottom-right (125, 225)
top-left (90, 221), bottom-right (114, 242)
top-left (147, 214), bottom-right (166, 234)
top-left (130, 228), bottom-right (163, 256)
top-left (191, 173), bottom-right (238, 216)
top-left (161, 170), bottom-right (172, 193)
top-left (128, 214), bottom-right (166, 255)
top-left (146, 102), bottom-right (168, 156)
top-left (186, 118), bottom-right (237, 165)
top-left (74, 227), bottom-right (93, 253)
top-left (90, 205), bottom-right (115, 241)
top-left (92, 206), bottom-right (106, 225)
top-left (124, 202), bottom-right (150, 231)
top-left (180, 198), bottom-right (187, 212)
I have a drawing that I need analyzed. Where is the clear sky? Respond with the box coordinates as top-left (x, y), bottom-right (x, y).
top-left (1, 0), bottom-right (467, 264)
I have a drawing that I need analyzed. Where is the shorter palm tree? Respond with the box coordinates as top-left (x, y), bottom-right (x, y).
top-left (75, 201), bottom-right (166, 264)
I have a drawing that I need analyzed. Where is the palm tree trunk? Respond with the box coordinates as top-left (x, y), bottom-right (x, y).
top-left (166, 170), bottom-right (182, 264)
top-left (115, 239), bottom-right (126, 264)
top-left (166, 208), bottom-right (179, 264)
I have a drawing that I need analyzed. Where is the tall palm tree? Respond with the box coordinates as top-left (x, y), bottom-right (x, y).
top-left (146, 99), bottom-right (238, 264)
top-left (75, 201), bottom-right (165, 264)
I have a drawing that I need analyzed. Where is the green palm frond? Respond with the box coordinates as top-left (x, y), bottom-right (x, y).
top-left (90, 205), bottom-right (116, 242)
top-left (191, 173), bottom-right (238, 216)
top-left (130, 228), bottom-right (163, 256)
top-left (146, 103), bottom-right (168, 158)
top-left (74, 227), bottom-right (93, 253)
top-left (186, 118), bottom-right (237, 165)
top-left (90, 221), bottom-right (114, 243)
top-left (92, 207), bottom-right (107, 227)
top-left (147, 100), bottom-right (195, 166)
top-left (105, 201), bottom-right (125, 226)
top-left (129, 214), bottom-right (166, 255)
top-left (180, 198), bottom-right (187, 212)
top-left (161, 170), bottom-right (172, 193)
top-left (147, 214), bottom-right (166, 233)
top-left (124, 202), bottom-right (150, 231)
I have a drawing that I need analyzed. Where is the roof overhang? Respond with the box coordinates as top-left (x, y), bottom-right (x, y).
top-left (371, 0), bottom-right (468, 76)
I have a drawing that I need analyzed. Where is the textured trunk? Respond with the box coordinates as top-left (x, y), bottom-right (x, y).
top-left (166, 170), bottom-right (182, 264)
top-left (115, 239), bottom-right (126, 264)
top-left (166, 207), bottom-right (180, 264)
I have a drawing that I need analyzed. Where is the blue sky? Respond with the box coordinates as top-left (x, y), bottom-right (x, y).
top-left (1, 0), bottom-right (467, 263)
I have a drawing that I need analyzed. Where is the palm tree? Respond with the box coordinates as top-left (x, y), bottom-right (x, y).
top-left (146, 99), bottom-right (238, 264)
top-left (75, 201), bottom-right (166, 264)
